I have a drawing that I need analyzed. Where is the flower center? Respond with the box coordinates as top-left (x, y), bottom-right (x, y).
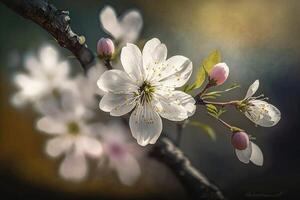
top-left (138, 81), bottom-right (155, 104)
top-left (67, 121), bottom-right (80, 135)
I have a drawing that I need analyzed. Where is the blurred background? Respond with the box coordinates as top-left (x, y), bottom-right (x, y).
top-left (0, 0), bottom-right (299, 199)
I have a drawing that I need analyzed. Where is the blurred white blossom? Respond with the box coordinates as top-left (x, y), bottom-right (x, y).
top-left (98, 38), bottom-right (195, 146)
top-left (72, 62), bottom-right (106, 110)
top-left (36, 92), bottom-right (102, 181)
top-left (240, 80), bottom-right (281, 127)
top-left (99, 5), bottom-right (143, 47)
top-left (95, 121), bottom-right (142, 186)
top-left (12, 45), bottom-right (74, 107)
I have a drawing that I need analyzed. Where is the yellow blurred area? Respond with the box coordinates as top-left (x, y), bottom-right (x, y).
top-left (136, 0), bottom-right (300, 48)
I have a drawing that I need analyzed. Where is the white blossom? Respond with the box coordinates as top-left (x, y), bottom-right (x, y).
top-left (235, 141), bottom-right (264, 166)
top-left (99, 5), bottom-right (143, 47)
top-left (97, 38), bottom-right (195, 146)
top-left (12, 45), bottom-right (74, 107)
top-left (36, 93), bottom-right (102, 181)
top-left (241, 80), bottom-right (281, 127)
top-left (95, 121), bottom-right (142, 186)
top-left (72, 62), bottom-right (106, 110)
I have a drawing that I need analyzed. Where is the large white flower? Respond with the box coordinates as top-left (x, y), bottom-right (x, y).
top-left (95, 121), bottom-right (142, 186)
top-left (235, 141), bottom-right (264, 166)
top-left (36, 93), bottom-right (102, 181)
top-left (12, 45), bottom-right (74, 106)
top-left (240, 80), bottom-right (281, 127)
top-left (97, 38), bottom-right (196, 146)
top-left (99, 5), bottom-right (143, 47)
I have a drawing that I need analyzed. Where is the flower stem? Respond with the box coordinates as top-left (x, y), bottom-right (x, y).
top-left (217, 118), bottom-right (232, 130)
top-left (104, 59), bottom-right (113, 70)
top-left (175, 122), bottom-right (184, 146)
top-left (197, 82), bottom-right (213, 97)
top-left (202, 100), bottom-right (239, 107)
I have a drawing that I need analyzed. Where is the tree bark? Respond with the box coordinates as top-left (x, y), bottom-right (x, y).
top-left (1, 0), bottom-right (224, 199)
top-left (1, 0), bottom-right (95, 70)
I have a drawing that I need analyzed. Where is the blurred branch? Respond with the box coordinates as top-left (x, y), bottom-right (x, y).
top-left (150, 137), bottom-right (224, 200)
top-left (0, 0), bottom-right (95, 70)
top-left (1, 0), bottom-right (224, 199)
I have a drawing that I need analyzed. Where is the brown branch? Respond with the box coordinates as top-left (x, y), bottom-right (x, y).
top-left (150, 137), bottom-right (224, 200)
top-left (1, 0), bottom-right (224, 199)
top-left (1, 0), bottom-right (95, 70)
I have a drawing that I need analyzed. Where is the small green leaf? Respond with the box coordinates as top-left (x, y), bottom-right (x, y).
top-left (189, 120), bottom-right (216, 140)
top-left (184, 50), bottom-right (221, 92)
top-left (206, 104), bottom-right (218, 112)
top-left (192, 66), bottom-right (206, 89)
top-left (216, 108), bottom-right (227, 118)
top-left (202, 50), bottom-right (221, 74)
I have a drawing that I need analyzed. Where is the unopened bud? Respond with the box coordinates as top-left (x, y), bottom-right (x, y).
top-left (231, 131), bottom-right (249, 150)
top-left (209, 62), bottom-right (229, 85)
top-left (97, 38), bottom-right (115, 59)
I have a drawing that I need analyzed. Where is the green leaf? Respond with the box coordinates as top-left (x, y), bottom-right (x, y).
top-left (192, 66), bottom-right (206, 90)
top-left (189, 120), bottom-right (216, 140)
top-left (202, 50), bottom-right (221, 74)
top-left (185, 50), bottom-right (221, 92)
top-left (206, 104), bottom-right (218, 112)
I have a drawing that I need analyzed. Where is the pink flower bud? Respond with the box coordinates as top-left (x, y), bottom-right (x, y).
top-left (97, 38), bottom-right (115, 58)
top-left (209, 62), bottom-right (229, 85)
top-left (231, 132), bottom-right (249, 150)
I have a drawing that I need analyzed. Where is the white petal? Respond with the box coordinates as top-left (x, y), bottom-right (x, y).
top-left (170, 91), bottom-right (196, 117)
top-left (52, 61), bottom-right (70, 84)
top-left (11, 93), bottom-right (26, 107)
top-left (45, 136), bottom-right (73, 157)
top-left (158, 56), bottom-right (193, 88)
top-left (36, 117), bottom-right (66, 134)
top-left (142, 38), bottom-right (167, 72)
top-left (129, 103), bottom-right (162, 146)
top-left (39, 45), bottom-right (58, 72)
top-left (113, 153), bottom-right (141, 186)
top-left (75, 136), bottom-right (103, 157)
top-left (97, 70), bottom-right (137, 93)
top-left (245, 100), bottom-right (281, 127)
top-left (24, 55), bottom-right (43, 78)
top-left (120, 10), bottom-right (143, 44)
top-left (245, 80), bottom-right (259, 99)
top-left (99, 6), bottom-right (122, 40)
top-left (59, 153), bottom-right (87, 181)
top-left (250, 142), bottom-right (264, 166)
top-left (99, 93), bottom-right (136, 116)
top-left (14, 74), bottom-right (47, 99)
top-left (235, 142), bottom-right (252, 164)
top-left (142, 38), bottom-right (161, 68)
top-left (153, 91), bottom-right (189, 121)
top-left (120, 43), bottom-right (143, 81)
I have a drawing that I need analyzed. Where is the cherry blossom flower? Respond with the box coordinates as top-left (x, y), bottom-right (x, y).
top-left (238, 80), bottom-right (281, 127)
top-left (99, 5), bottom-right (143, 47)
top-left (97, 38), bottom-right (196, 146)
top-left (95, 121), bottom-right (142, 186)
top-left (235, 141), bottom-right (264, 166)
top-left (12, 45), bottom-right (74, 107)
top-left (36, 93), bottom-right (102, 181)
